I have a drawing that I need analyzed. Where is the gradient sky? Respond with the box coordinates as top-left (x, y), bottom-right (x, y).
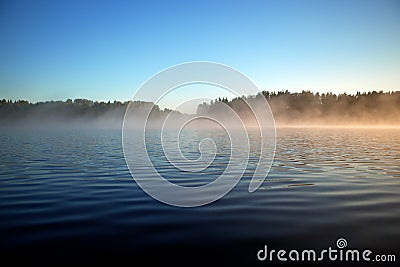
top-left (0, 0), bottom-right (399, 104)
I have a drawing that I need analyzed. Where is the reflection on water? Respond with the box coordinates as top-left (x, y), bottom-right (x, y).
top-left (0, 127), bottom-right (399, 265)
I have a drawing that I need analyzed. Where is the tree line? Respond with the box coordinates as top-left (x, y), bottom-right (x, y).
top-left (0, 99), bottom-right (179, 127)
top-left (197, 90), bottom-right (400, 125)
top-left (1, 90), bottom-right (400, 126)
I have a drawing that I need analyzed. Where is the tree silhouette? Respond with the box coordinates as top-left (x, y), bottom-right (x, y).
top-left (1, 90), bottom-right (400, 126)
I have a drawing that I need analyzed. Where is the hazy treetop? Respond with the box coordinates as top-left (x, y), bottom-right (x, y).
top-left (1, 90), bottom-right (400, 127)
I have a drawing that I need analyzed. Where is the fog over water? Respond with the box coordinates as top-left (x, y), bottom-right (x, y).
top-left (1, 92), bottom-right (399, 264)
top-left (1, 91), bottom-right (400, 129)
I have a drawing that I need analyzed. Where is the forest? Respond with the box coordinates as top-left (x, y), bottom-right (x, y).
top-left (0, 99), bottom-right (171, 127)
top-left (198, 90), bottom-right (400, 125)
top-left (1, 90), bottom-right (399, 127)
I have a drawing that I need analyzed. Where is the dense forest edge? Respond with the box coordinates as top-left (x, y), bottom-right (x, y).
top-left (1, 90), bottom-right (400, 127)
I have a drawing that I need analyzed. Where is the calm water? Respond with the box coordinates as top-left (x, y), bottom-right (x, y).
top-left (1, 127), bottom-right (399, 265)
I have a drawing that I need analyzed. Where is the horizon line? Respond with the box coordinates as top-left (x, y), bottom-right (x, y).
top-left (2, 89), bottom-right (400, 104)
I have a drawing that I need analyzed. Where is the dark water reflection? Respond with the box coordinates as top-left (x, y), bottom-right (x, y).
top-left (0, 127), bottom-right (399, 265)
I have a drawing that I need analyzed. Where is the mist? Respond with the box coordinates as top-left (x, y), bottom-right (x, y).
top-left (1, 90), bottom-right (400, 130)
top-left (0, 99), bottom-right (193, 130)
top-left (197, 91), bottom-right (400, 127)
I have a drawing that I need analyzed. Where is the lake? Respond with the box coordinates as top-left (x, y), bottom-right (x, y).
top-left (0, 127), bottom-right (399, 265)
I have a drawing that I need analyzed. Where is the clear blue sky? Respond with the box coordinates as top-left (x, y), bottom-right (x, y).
top-left (0, 0), bottom-right (399, 103)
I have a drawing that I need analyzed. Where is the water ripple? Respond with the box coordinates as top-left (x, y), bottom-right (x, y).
top-left (0, 127), bottom-right (399, 263)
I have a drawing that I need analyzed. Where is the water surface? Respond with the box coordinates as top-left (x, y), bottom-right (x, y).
top-left (0, 127), bottom-right (399, 265)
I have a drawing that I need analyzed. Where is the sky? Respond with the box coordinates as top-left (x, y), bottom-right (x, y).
top-left (0, 0), bottom-right (399, 107)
